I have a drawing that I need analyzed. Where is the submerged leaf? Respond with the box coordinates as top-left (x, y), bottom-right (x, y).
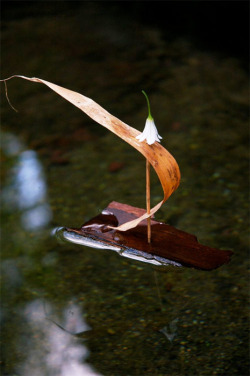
top-left (2, 75), bottom-right (180, 231)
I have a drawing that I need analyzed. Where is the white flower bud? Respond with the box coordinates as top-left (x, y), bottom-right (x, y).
top-left (136, 90), bottom-right (162, 145)
top-left (136, 117), bottom-right (162, 145)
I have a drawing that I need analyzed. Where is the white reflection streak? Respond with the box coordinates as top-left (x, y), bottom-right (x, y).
top-left (21, 299), bottom-right (101, 376)
top-left (16, 150), bottom-right (46, 209)
top-left (17, 150), bottom-right (51, 230)
top-left (2, 134), bottom-right (52, 230)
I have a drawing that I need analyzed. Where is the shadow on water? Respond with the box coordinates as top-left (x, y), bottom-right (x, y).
top-left (1, 2), bottom-right (249, 375)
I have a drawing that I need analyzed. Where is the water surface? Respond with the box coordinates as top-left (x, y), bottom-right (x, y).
top-left (1, 3), bottom-right (249, 375)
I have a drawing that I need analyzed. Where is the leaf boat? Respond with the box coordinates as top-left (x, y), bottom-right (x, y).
top-left (2, 75), bottom-right (233, 269)
top-left (63, 201), bottom-right (232, 270)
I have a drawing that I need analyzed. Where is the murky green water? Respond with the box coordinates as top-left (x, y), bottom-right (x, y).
top-left (1, 3), bottom-right (249, 375)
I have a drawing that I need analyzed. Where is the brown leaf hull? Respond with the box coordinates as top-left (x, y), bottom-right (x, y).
top-left (67, 201), bottom-right (233, 271)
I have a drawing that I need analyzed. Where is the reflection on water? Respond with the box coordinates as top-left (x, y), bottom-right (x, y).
top-left (2, 133), bottom-right (52, 231)
top-left (160, 318), bottom-right (179, 342)
top-left (16, 150), bottom-right (46, 207)
top-left (20, 299), bottom-right (101, 376)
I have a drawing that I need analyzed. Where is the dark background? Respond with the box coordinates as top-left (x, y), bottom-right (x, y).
top-left (1, 0), bottom-right (249, 64)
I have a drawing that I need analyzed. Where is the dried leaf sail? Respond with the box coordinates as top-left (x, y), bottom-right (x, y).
top-left (2, 75), bottom-right (180, 231)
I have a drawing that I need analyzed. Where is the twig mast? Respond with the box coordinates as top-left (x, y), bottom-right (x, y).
top-left (137, 91), bottom-right (162, 244)
top-left (143, 91), bottom-right (153, 243)
top-left (146, 158), bottom-right (151, 243)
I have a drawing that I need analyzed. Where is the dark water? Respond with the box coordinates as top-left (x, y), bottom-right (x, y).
top-left (1, 2), bottom-right (249, 375)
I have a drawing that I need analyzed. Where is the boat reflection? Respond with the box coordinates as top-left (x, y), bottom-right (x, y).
top-left (20, 299), bottom-right (101, 376)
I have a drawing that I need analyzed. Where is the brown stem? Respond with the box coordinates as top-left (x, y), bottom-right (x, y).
top-left (146, 159), bottom-right (151, 243)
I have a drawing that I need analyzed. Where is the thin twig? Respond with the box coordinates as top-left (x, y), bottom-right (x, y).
top-left (146, 159), bottom-right (151, 243)
top-left (3, 80), bottom-right (18, 112)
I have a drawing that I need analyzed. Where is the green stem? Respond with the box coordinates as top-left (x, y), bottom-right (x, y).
top-left (142, 90), bottom-right (153, 120)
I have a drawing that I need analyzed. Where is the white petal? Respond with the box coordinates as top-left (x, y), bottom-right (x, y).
top-left (136, 133), bottom-right (145, 142)
top-left (136, 118), bottom-right (162, 145)
top-left (147, 124), bottom-right (155, 145)
top-left (136, 128), bottom-right (147, 142)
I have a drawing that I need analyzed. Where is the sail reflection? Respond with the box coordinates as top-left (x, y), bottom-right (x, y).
top-left (20, 299), bottom-right (101, 376)
top-left (2, 132), bottom-right (52, 231)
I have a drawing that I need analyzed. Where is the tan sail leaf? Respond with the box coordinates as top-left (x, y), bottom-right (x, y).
top-left (2, 75), bottom-right (180, 231)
